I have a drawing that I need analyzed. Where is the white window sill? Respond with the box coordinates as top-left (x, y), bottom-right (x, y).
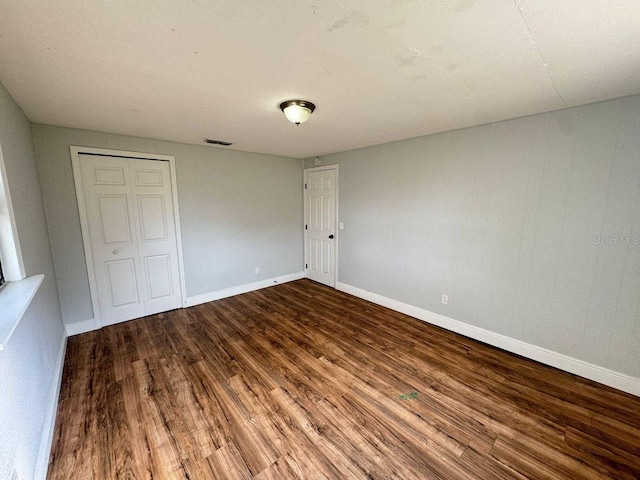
top-left (0, 274), bottom-right (45, 351)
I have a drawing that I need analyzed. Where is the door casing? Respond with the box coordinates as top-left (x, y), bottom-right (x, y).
top-left (71, 146), bottom-right (187, 328)
top-left (304, 165), bottom-right (339, 288)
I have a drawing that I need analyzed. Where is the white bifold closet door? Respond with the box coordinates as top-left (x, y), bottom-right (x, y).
top-left (79, 154), bottom-right (182, 326)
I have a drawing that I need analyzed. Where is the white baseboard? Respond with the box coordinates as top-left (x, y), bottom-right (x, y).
top-left (185, 271), bottom-right (305, 308)
top-left (65, 272), bottom-right (306, 334)
top-left (65, 318), bottom-right (99, 336)
top-left (336, 282), bottom-right (640, 397)
top-left (34, 333), bottom-right (67, 479)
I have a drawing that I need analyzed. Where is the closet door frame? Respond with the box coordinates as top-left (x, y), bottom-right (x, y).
top-left (70, 146), bottom-right (187, 328)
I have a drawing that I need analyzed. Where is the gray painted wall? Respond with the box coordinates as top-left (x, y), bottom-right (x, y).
top-left (32, 125), bottom-right (303, 326)
top-left (0, 83), bottom-right (65, 479)
top-left (305, 95), bottom-right (640, 378)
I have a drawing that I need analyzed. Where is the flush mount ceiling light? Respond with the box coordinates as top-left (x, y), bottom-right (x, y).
top-left (280, 100), bottom-right (316, 125)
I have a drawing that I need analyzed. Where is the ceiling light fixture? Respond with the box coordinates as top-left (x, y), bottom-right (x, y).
top-left (280, 100), bottom-right (315, 125)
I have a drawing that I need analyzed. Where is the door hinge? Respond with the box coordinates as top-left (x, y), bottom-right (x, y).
top-left (305, 224), bottom-right (308, 230)
top-left (304, 183), bottom-right (307, 189)
top-left (305, 263), bottom-right (308, 269)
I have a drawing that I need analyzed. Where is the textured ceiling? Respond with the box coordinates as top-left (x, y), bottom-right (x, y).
top-left (1, 0), bottom-right (639, 158)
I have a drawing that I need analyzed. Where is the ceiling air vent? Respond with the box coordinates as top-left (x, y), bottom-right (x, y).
top-left (205, 139), bottom-right (232, 146)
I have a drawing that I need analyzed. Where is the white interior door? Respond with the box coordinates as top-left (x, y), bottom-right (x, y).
top-left (79, 154), bottom-right (182, 326)
top-left (305, 167), bottom-right (337, 287)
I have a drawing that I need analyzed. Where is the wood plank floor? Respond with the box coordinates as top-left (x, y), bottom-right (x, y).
top-left (48, 279), bottom-right (640, 479)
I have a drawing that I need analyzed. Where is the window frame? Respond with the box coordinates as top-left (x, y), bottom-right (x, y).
top-left (0, 140), bottom-right (26, 282)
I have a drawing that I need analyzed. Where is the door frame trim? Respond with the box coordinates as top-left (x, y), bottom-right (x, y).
top-left (70, 146), bottom-right (187, 328)
top-left (303, 165), bottom-right (339, 288)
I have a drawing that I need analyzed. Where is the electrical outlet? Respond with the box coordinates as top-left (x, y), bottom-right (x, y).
top-left (254, 266), bottom-right (260, 275)
top-left (441, 294), bottom-right (448, 305)
top-left (339, 222), bottom-right (344, 230)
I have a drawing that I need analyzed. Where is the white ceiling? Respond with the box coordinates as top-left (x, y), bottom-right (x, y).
top-left (1, 1), bottom-right (639, 159)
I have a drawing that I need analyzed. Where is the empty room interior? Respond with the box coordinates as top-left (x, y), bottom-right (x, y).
top-left (2, 1), bottom-right (640, 479)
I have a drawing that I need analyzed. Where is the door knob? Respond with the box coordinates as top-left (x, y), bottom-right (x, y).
top-left (329, 235), bottom-right (334, 239)
top-left (113, 249), bottom-right (119, 254)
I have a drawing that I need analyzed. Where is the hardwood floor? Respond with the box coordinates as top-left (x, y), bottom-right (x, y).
top-left (48, 279), bottom-right (640, 479)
